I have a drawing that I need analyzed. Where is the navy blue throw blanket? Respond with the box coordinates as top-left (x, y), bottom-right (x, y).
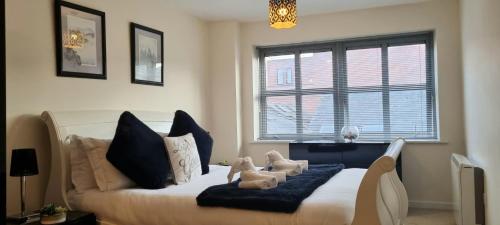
top-left (196, 164), bottom-right (345, 213)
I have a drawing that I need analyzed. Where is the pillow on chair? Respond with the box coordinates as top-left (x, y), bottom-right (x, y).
top-left (169, 110), bottom-right (213, 174)
top-left (107, 111), bottom-right (171, 189)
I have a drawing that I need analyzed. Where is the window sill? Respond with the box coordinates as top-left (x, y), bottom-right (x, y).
top-left (405, 139), bottom-right (448, 144)
top-left (250, 140), bottom-right (292, 144)
top-left (251, 139), bottom-right (448, 144)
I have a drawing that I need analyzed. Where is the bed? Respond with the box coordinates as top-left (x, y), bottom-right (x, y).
top-left (41, 110), bottom-right (408, 225)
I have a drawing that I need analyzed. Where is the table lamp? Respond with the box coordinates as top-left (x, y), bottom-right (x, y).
top-left (8, 148), bottom-right (39, 223)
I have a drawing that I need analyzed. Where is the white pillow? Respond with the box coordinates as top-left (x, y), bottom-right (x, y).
top-left (163, 133), bottom-right (202, 184)
top-left (75, 136), bottom-right (135, 191)
top-left (68, 135), bottom-right (98, 193)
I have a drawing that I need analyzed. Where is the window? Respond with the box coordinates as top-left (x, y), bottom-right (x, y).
top-left (258, 32), bottom-right (437, 141)
top-left (277, 68), bottom-right (293, 85)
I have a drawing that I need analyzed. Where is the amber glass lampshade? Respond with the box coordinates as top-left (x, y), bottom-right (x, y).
top-left (269, 0), bottom-right (297, 29)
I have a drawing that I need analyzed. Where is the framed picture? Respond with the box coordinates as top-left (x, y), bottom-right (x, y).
top-left (55, 1), bottom-right (106, 79)
top-left (130, 23), bottom-right (164, 86)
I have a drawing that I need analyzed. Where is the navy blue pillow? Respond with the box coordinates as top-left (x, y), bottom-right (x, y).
top-left (169, 110), bottom-right (213, 174)
top-left (107, 111), bottom-right (170, 189)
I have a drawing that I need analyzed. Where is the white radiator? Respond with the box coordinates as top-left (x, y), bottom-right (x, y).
top-left (451, 154), bottom-right (484, 225)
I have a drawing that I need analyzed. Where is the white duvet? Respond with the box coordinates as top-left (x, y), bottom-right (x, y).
top-left (68, 165), bottom-right (365, 225)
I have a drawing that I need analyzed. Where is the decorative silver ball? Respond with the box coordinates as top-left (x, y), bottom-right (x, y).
top-left (341, 126), bottom-right (360, 143)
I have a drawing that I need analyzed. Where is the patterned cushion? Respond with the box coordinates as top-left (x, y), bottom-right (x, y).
top-left (164, 133), bottom-right (202, 184)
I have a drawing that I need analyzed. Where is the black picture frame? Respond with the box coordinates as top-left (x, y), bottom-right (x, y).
top-left (130, 23), bottom-right (164, 86)
top-left (55, 0), bottom-right (106, 79)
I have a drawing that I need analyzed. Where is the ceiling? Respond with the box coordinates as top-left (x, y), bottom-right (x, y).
top-left (174, 0), bottom-right (435, 22)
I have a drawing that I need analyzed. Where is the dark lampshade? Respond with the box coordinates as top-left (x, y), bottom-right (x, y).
top-left (10, 148), bottom-right (39, 177)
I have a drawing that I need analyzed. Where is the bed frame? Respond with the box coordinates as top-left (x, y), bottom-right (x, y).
top-left (41, 110), bottom-right (408, 225)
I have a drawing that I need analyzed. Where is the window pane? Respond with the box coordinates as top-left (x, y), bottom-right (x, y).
top-left (389, 44), bottom-right (427, 85)
top-left (347, 48), bottom-right (382, 87)
top-left (302, 94), bottom-right (334, 134)
top-left (265, 96), bottom-right (296, 134)
top-left (259, 33), bottom-right (436, 141)
top-left (390, 90), bottom-right (429, 137)
top-left (301, 52), bottom-right (333, 89)
top-left (348, 92), bottom-right (383, 133)
top-left (265, 55), bottom-right (295, 91)
top-left (277, 70), bottom-right (285, 85)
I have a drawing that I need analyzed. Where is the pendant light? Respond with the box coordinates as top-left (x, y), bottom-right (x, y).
top-left (269, 0), bottom-right (297, 29)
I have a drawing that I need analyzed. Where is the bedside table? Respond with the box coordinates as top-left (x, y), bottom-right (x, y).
top-left (7, 211), bottom-right (96, 225)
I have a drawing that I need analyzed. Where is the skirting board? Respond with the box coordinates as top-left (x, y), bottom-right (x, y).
top-left (409, 200), bottom-right (453, 210)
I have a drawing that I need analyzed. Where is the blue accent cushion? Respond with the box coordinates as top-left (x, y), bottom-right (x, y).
top-left (168, 110), bottom-right (213, 174)
top-left (107, 111), bottom-right (170, 189)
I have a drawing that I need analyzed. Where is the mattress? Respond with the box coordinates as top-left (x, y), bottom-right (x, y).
top-left (68, 165), bottom-right (366, 225)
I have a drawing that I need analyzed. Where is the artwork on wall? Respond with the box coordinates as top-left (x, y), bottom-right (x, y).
top-left (55, 1), bottom-right (106, 79)
top-left (130, 23), bottom-right (164, 86)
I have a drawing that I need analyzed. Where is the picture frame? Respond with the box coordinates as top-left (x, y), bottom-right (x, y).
top-left (130, 23), bottom-right (164, 86)
top-left (55, 0), bottom-right (106, 79)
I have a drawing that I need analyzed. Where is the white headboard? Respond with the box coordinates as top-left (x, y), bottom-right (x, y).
top-left (41, 110), bottom-right (174, 209)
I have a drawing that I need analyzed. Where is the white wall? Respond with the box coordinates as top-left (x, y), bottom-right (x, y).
top-left (460, 0), bottom-right (500, 224)
top-left (208, 22), bottom-right (243, 163)
top-left (210, 0), bottom-right (465, 208)
top-left (6, 0), bottom-right (209, 214)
